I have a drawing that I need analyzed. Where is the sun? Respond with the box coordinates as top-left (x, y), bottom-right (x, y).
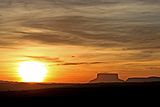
top-left (18, 61), bottom-right (47, 82)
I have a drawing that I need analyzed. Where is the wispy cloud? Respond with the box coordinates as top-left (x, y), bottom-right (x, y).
top-left (0, 0), bottom-right (160, 49)
top-left (58, 61), bottom-right (107, 66)
top-left (24, 56), bottom-right (63, 63)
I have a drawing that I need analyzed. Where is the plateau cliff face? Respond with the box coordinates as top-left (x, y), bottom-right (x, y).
top-left (90, 73), bottom-right (124, 83)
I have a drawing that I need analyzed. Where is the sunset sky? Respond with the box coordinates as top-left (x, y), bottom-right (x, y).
top-left (0, 0), bottom-right (160, 83)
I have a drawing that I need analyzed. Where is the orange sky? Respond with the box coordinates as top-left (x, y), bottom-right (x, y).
top-left (0, 45), bottom-right (160, 83)
top-left (0, 0), bottom-right (160, 83)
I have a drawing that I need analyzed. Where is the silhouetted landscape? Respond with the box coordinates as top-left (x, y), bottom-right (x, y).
top-left (0, 83), bottom-right (160, 105)
top-left (0, 73), bottom-right (160, 104)
top-left (1, 73), bottom-right (160, 92)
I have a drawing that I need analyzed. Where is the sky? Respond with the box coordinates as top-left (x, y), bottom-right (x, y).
top-left (0, 0), bottom-right (160, 83)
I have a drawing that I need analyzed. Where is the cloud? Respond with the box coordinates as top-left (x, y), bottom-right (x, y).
top-left (24, 56), bottom-right (63, 63)
top-left (0, 0), bottom-right (160, 62)
top-left (19, 32), bottom-right (123, 48)
top-left (123, 46), bottom-right (160, 51)
top-left (58, 62), bottom-right (107, 66)
top-left (149, 67), bottom-right (160, 70)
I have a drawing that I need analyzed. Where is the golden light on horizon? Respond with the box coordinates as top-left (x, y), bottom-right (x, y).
top-left (18, 61), bottom-right (47, 82)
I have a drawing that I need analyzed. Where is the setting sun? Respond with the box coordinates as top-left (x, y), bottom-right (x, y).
top-left (18, 62), bottom-right (47, 82)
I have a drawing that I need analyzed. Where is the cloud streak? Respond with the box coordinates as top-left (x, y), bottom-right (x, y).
top-left (24, 56), bottom-right (63, 63)
top-left (58, 62), bottom-right (107, 66)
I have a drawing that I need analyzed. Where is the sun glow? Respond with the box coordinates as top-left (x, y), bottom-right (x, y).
top-left (18, 62), bottom-right (47, 82)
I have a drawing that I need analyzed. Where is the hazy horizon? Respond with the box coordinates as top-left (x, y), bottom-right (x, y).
top-left (0, 0), bottom-right (160, 83)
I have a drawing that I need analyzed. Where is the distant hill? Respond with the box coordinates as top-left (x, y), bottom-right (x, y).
top-left (127, 77), bottom-right (160, 82)
top-left (0, 81), bottom-right (72, 91)
top-left (0, 80), bottom-right (8, 83)
top-left (90, 73), bottom-right (124, 83)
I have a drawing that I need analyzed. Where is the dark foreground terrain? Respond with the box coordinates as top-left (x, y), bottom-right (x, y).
top-left (0, 82), bottom-right (160, 105)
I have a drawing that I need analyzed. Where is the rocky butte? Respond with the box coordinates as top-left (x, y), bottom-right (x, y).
top-left (90, 73), bottom-right (160, 83)
top-left (90, 73), bottom-right (124, 83)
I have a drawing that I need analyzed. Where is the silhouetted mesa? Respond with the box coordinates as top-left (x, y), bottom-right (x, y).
top-left (127, 77), bottom-right (160, 82)
top-left (90, 73), bottom-right (124, 83)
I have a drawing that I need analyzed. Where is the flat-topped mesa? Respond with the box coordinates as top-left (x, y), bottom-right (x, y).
top-left (90, 73), bottom-right (124, 83)
top-left (127, 77), bottom-right (160, 82)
